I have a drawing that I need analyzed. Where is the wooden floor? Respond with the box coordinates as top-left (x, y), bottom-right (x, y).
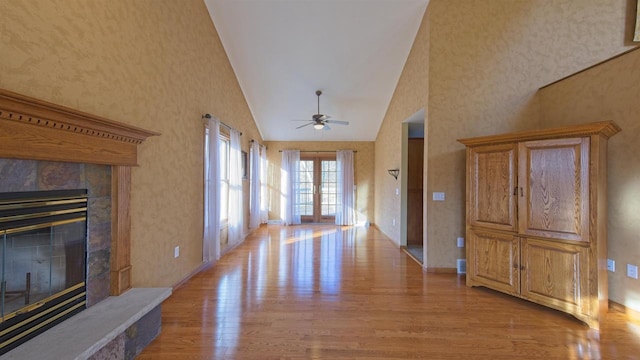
top-left (138, 225), bottom-right (640, 359)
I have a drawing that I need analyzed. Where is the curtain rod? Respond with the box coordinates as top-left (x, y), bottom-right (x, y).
top-left (278, 150), bottom-right (357, 153)
top-left (250, 139), bottom-right (267, 150)
top-left (202, 113), bottom-right (242, 136)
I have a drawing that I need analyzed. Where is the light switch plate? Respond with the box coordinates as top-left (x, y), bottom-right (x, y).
top-left (457, 237), bottom-right (464, 248)
top-left (433, 192), bottom-right (445, 201)
top-left (607, 259), bottom-right (615, 272)
top-left (627, 264), bottom-right (638, 279)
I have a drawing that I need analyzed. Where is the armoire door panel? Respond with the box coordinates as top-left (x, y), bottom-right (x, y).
top-left (468, 144), bottom-right (517, 232)
top-left (518, 138), bottom-right (590, 242)
top-left (521, 238), bottom-right (587, 314)
top-left (468, 230), bottom-right (519, 295)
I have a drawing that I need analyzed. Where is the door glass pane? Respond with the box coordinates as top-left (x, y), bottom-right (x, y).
top-left (298, 160), bottom-right (314, 216)
top-left (321, 160), bottom-right (337, 216)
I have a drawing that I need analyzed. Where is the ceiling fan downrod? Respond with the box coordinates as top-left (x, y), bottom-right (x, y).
top-left (316, 90), bottom-right (322, 115)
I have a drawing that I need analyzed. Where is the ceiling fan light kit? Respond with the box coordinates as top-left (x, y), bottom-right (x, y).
top-left (293, 90), bottom-right (349, 131)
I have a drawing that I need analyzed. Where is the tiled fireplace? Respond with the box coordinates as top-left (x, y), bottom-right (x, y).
top-left (0, 160), bottom-right (112, 354)
top-left (0, 88), bottom-right (161, 359)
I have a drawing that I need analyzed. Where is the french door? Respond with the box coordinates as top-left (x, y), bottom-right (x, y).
top-left (298, 155), bottom-right (337, 223)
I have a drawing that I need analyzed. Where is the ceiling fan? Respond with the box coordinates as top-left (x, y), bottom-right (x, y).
top-left (294, 90), bottom-right (349, 130)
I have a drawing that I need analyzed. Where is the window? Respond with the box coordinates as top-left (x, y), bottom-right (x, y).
top-left (219, 136), bottom-right (229, 224)
top-left (204, 127), bottom-right (230, 225)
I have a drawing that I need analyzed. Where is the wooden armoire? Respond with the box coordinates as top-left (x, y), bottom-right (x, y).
top-left (458, 121), bottom-right (620, 329)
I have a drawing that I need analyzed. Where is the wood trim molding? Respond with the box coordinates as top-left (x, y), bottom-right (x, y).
top-left (0, 88), bottom-right (159, 166)
top-left (458, 121), bottom-right (621, 147)
top-left (172, 262), bottom-right (213, 292)
top-left (111, 166), bottom-right (133, 295)
top-left (0, 88), bottom-right (159, 296)
top-left (609, 300), bottom-right (640, 320)
top-left (426, 267), bottom-right (457, 274)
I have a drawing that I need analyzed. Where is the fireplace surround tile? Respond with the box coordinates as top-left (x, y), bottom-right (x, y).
top-left (89, 222), bottom-right (112, 251)
top-left (87, 271), bottom-right (111, 308)
top-left (1, 158), bottom-right (113, 307)
top-left (86, 164), bottom-right (111, 198)
top-left (38, 161), bottom-right (85, 190)
top-left (89, 248), bottom-right (111, 276)
top-left (89, 196), bottom-right (112, 226)
top-left (0, 159), bottom-right (37, 192)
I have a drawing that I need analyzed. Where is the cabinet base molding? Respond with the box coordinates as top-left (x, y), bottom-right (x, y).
top-left (425, 267), bottom-right (457, 274)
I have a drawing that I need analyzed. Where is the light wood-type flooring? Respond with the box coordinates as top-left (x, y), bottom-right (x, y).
top-left (138, 225), bottom-right (640, 359)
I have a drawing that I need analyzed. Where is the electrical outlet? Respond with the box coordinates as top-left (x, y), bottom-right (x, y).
top-left (174, 246), bottom-right (180, 258)
top-left (456, 259), bottom-right (466, 274)
top-left (607, 259), bottom-right (615, 272)
top-left (392, 218), bottom-right (396, 226)
top-left (395, 188), bottom-right (399, 196)
top-left (627, 264), bottom-right (638, 279)
top-left (457, 237), bottom-right (464, 248)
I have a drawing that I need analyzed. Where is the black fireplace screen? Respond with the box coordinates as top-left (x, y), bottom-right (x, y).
top-left (0, 189), bottom-right (88, 354)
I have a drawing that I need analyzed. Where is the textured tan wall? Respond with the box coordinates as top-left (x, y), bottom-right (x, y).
top-left (0, 0), bottom-right (262, 287)
top-left (376, 0), bottom-right (635, 269)
top-left (374, 8), bottom-right (430, 246)
top-left (427, 0), bottom-right (633, 269)
top-left (264, 141), bottom-right (375, 224)
top-left (538, 49), bottom-right (640, 311)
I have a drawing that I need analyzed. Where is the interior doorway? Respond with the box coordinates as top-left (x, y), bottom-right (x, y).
top-left (401, 109), bottom-right (426, 265)
top-left (298, 155), bottom-right (338, 223)
top-left (406, 138), bottom-right (424, 261)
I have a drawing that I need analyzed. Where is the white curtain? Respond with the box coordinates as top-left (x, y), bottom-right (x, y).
top-left (228, 128), bottom-right (243, 245)
top-left (203, 117), bottom-right (221, 263)
top-left (281, 150), bottom-right (301, 225)
top-left (259, 145), bottom-right (268, 224)
top-left (336, 150), bottom-right (356, 226)
top-left (249, 141), bottom-right (261, 229)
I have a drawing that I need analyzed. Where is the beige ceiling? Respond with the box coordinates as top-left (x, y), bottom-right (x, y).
top-left (204, 0), bottom-right (429, 141)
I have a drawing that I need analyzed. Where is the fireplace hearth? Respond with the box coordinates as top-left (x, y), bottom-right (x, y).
top-left (0, 189), bottom-right (88, 354)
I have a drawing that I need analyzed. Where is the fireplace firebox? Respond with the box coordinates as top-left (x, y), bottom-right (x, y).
top-left (0, 189), bottom-right (88, 355)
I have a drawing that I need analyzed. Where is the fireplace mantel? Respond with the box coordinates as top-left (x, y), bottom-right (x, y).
top-left (0, 88), bottom-right (159, 165)
top-left (0, 88), bottom-right (159, 295)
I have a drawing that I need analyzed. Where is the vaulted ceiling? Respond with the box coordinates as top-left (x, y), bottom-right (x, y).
top-left (204, 0), bottom-right (429, 141)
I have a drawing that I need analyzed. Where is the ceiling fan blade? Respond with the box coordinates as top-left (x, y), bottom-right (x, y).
top-left (325, 120), bottom-right (349, 125)
top-left (320, 115), bottom-right (331, 120)
top-left (292, 119), bottom-right (312, 122)
top-left (323, 124), bottom-right (331, 131)
top-left (296, 122), bottom-right (313, 129)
